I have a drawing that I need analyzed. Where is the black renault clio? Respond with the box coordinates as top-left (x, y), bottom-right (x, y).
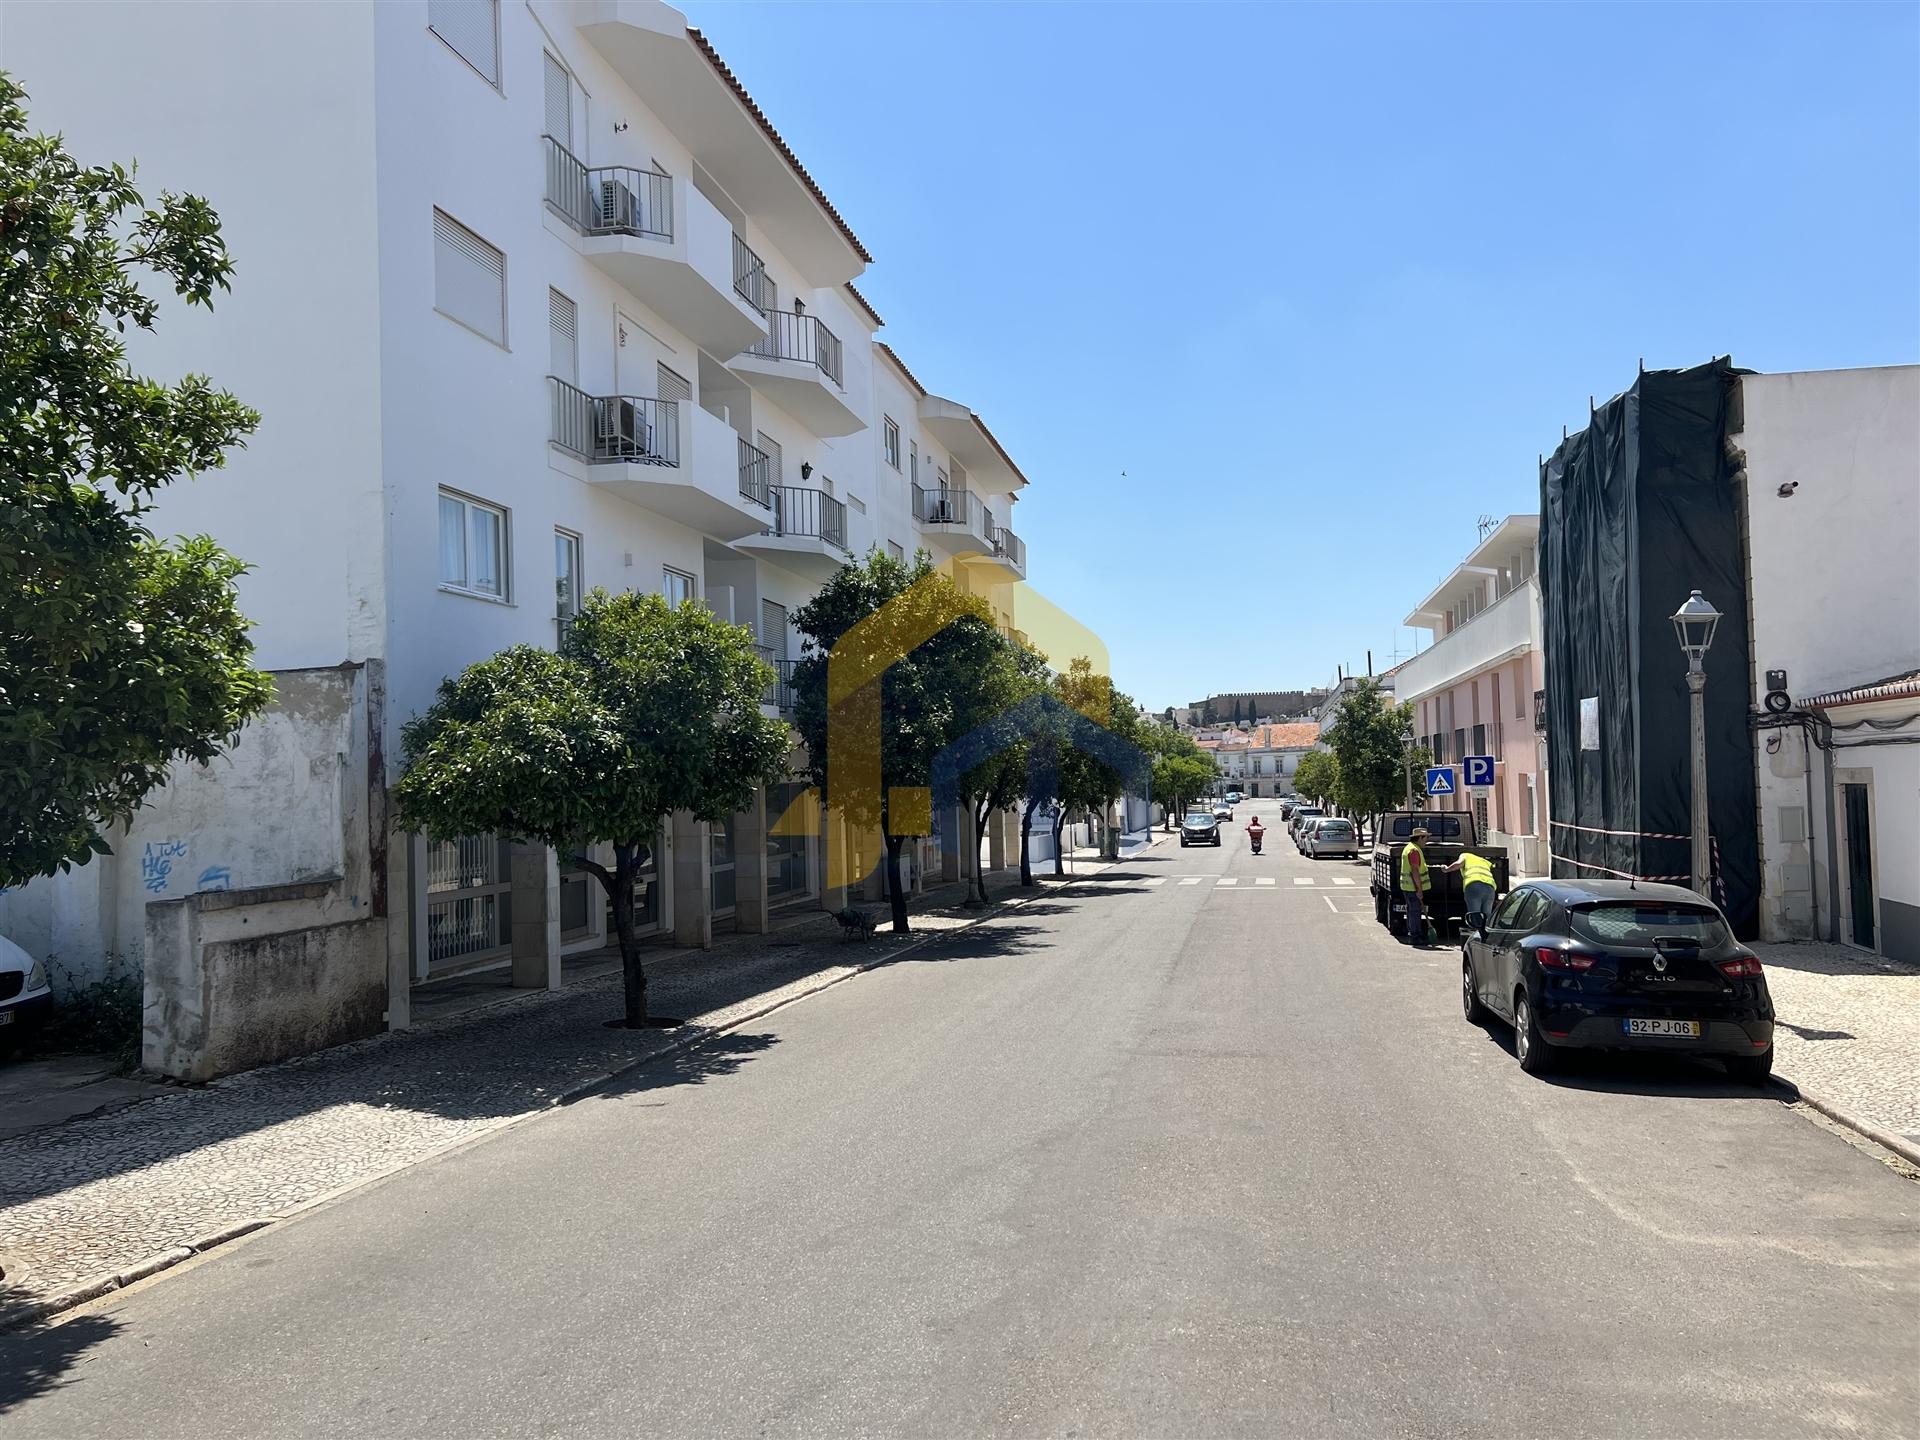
top-left (1461, 879), bottom-right (1775, 1082)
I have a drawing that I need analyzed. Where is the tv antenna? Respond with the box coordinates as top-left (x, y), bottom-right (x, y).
top-left (1475, 513), bottom-right (1497, 542)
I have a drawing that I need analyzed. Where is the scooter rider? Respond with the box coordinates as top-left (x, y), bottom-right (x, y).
top-left (1246, 816), bottom-right (1266, 854)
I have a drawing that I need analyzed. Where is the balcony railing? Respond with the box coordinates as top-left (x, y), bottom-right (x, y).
top-left (732, 233), bottom-right (772, 314)
top-left (913, 484), bottom-right (982, 531)
top-left (549, 377), bottom-right (677, 465)
top-left (748, 309), bottom-right (842, 386)
top-left (765, 487), bottom-right (848, 552)
top-left (995, 527), bottom-right (1027, 570)
top-left (737, 435), bottom-right (772, 509)
top-left (757, 647), bottom-right (796, 714)
top-left (543, 136), bottom-right (672, 241)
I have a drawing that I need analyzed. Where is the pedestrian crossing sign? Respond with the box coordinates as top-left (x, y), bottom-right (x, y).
top-left (1425, 767), bottom-right (1455, 796)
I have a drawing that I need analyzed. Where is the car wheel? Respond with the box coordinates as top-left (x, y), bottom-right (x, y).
top-left (1515, 988), bottom-right (1556, 1075)
top-left (1374, 891), bottom-right (1389, 926)
top-left (1462, 954), bottom-right (1488, 1024)
top-left (1724, 1047), bottom-right (1773, 1086)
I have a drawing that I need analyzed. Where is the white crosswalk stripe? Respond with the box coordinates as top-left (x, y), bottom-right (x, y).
top-left (1293, 877), bottom-right (1314, 886)
top-left (1142, 877), bottom-right (1166, 886)
top-left (1178, 877), bottom-right (1202, 886)
top-left (1333, 878), bottom-right (1357, 887)
top-left (1217, 877), bottom-right (1238, 886)
top-left (1256, 877), bottom-right (1276, 886)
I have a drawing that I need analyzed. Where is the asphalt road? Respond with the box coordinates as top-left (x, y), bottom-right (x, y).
top-left (6, 825), bottom-right (1917, 1438)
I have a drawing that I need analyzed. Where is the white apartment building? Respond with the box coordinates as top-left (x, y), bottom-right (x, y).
top-left (1198, 724), bottom-right (1320, 799)
top-left (0, 0), bottom-right (1034, 1068)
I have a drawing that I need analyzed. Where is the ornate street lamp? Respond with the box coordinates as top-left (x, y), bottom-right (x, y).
top-left (1671, 589), bottom-right (1722, 898)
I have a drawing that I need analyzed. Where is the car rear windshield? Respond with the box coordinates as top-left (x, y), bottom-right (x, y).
top-left (1317, 820), bottom-right (1353, 835)
top-left (1388, 815), bottom-right (1461, 838)
top-left (1569, 902), bottom-right (1730, 948)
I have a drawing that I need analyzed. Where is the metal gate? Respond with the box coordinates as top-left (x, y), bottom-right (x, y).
top-left (425, 835), bottom-right (512, 971)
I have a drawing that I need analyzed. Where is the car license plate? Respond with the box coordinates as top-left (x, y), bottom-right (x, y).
top-left (0, 1010), bottom-right (13, 1027)
top-left (1624, 1017), bottom-right (1700, 1038)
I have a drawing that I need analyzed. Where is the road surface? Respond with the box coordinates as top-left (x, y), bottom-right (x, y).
top-left (5, 824), bottom-right (1916, 1437)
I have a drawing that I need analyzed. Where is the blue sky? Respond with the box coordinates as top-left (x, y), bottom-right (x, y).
top-left (686, 1), bottom-right (1920, 711)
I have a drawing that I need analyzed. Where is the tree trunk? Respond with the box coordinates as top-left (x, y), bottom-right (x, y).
top-left (1020, 801), bottom-right (1036, 887)
top-left (607, 847), bottom-right (649, 1027)
top-left (884, 832), bottom-right (909, 934)
top-left (972, 801), bottom-right (992, 906)
top-left (1052, 813), bottom-right (1066, 877)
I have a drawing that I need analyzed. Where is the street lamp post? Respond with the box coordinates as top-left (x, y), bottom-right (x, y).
top-left (1670, 589), bottom-right (1723, 899)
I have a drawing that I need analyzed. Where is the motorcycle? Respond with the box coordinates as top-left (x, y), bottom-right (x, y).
top-left (1248, 827), bottom-right (1265, 855)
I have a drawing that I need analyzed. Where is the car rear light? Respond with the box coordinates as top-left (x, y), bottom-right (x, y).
top-left (1535, 946), bottom-right (1598, 971)
top-left (1716, 954), bottom-right (1763, 978)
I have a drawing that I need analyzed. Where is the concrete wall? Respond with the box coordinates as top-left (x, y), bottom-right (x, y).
top-left (1739, 366), bottom-right (1920, 946)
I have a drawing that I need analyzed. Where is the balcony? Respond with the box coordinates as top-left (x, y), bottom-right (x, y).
top-left (728, 309), bottom-right (864, 437)
top-left (1394, 577), bottom-right (1540, 706)
top-left (966, 517), bottom-right (1027, 582)
top-left (543, 136), bottom-right (767, 357)
top-left (549, 378), bottom-right (771, 540)
top-left (734, 485), bottom-right (852, 581)
top-left (758, 649), bottom-right (797, 716)
top-left (912, 484), bottom-right (991, 555)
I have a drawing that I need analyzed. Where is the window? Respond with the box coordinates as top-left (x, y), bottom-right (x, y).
top-left (656, 363), bottom-right (691, 405)
top-left (548, 289), bottom-right (577, 385)
top-left (662, 567), bottom-right (695, 608)
top-left (554, 530), bottom-right (581, 635)
top-left (883, 417), bottom-right (901, 470)
top-left (908, 439), bottom-right (918, 485)
top-left (1491, 890), bottom-right (1531, 931)
top-left (542, 52), bottom-right (574, 150)
top-left (757, 431), bottom-right (783, 485)
top-left (434, 210), bottom-right (505, 345)
top-left (439, 490), bottom-right (507, 599)
top-left (887, 540), bottom-right (905, 563)
top-left (429, 0), bottom-right (499, 87)
top-left (759, 598), bottom-right (788, 663)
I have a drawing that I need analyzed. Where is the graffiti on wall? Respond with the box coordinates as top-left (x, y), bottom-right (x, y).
top-left (141, 839), bottom-right (189, 894)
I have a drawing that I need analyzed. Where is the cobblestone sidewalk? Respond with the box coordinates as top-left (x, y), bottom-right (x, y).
top-left (1756, 941), bottom-right (1920, 1147)
top-left (0, 884), bottom-right (1016, 1320)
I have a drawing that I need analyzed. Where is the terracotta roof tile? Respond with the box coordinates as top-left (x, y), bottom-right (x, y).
top-left (1804, 669), bottom-right (1920, 709)
top-left (687, 28), bottom-right (874, 265)
top-left (875, 341), bottom-right (926, 397)
top-left (844, 282), bottom-right (884, 329)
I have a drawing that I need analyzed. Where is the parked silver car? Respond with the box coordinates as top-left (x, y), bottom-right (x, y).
top-left (0, 934), bottom-right (52, 1053)
top-left (1303, 816), bottom-right (1360, 859)
top-left (1288, 806), bottom-right (1324, 843)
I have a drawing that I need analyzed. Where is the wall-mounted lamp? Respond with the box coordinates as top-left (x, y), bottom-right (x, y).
top-left (800, 462), bottom-right (814, 481)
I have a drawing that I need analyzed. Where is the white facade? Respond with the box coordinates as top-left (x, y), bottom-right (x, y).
top-left (0, 0), bottom-right (1037, 1008)
top-left (1738, 366), bottom-right (1920, 960)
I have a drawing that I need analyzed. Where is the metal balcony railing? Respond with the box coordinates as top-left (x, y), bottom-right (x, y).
top-left (757, 647), bottom-right (796, 714)
top-left (766, 487), bottom-right (849, 552)
top-left (738, 435), bottom-right (772, 509)
top-left (732, 233), bottom-right (773, 314)
top-left (996, 527), bottom-right (1027, 570)
top-left (748, 309), bottom-right (842, 386)
top-left (912, 484), bottom-right (982, 532)
top-left (543, 136), bottom-right (672, 241)
top-left (549, 377), bottom-right (677, 465)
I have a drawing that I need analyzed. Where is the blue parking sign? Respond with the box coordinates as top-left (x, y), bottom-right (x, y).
top-left (1464, 755), bottom-right (1495, 788)
top-left (1425, 767), bottom-right (1455, 796)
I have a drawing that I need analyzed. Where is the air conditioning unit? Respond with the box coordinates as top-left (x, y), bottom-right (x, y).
top-left (599, 179), bottom-right (638, 232)
top-left (596, 397), bottom-right (647, 458)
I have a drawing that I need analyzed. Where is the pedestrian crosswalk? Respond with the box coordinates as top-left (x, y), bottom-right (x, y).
top-left (1083, 870), bottom-right (1368, 895)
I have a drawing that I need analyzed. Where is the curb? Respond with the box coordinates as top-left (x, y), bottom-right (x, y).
top-left (0, 890), bottom-right (1041, 1334)
top-left (1774, 1074), bottom-right (1920, 1170)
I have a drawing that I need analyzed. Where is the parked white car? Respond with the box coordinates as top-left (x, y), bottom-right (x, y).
top-left (1304, 816), bottom-right (1360, 859)
top-left (0, 934), bottom-right (52, 1052)
top-left (1288, 806), bottom-right (1324, 843)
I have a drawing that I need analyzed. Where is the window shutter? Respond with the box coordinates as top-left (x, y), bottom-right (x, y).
top-left (760, 599), bottom-right (789, 664)
top-left (757, 432), bottom-right (783, 485)
top-left (548, 289), bottom-right (577, 385)
top-left (543, 52), bottom-right (573, 149)
top-left (434, 210), bottom-right (505, 344)
top-left (656, 364), bottom-right (691, 405)
top-left (429, 0), bottom-right (499, 85)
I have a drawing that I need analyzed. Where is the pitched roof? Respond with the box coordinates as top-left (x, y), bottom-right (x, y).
top-left (1255, 722), bottom-right (1321, 749)
top-left (844, 282), bottom-right (884, 329)
top-left (687, 28), bottom-right (874, 266)
top-left (875, 341), bottom-right (926, 397)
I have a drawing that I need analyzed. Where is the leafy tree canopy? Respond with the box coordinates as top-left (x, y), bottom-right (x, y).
top-left (1293, 749), bottom-right (1339, 807)
top-left (1, 74), bottom-right (270, 886)
top-left (1323, 679), bottom-right (1417, 824)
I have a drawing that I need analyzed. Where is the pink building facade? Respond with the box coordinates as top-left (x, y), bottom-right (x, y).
top-left (1396, 517), bottom-right (1551, 876)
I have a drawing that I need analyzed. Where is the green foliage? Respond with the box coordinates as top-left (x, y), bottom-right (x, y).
top-left (0, 74), bottom-right (271, 886)
top-left (1293, 749), bottom-right (1340, 806)
top-left (395, 589), bottom-right (789, 1022)
top-left (1047, 658), bottom-right (1145, 866)
top-left (1323, 679), bottom-right (1417, 822)
top-left (40, 955), bottom-right (144, 1071)
top-left (1143, 721), bottom-right (1214, 823)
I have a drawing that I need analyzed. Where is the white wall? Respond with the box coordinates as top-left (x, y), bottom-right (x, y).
top-left (0, 0), bottom-right (391, 673)
top-left (1741, 366), bottom-right (1920, 946)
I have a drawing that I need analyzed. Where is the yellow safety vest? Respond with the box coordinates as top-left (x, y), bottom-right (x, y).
top-left (1400, 843), bottom-right (1425, 892)
top-left (1459, 851), bottom-right (1496, 888)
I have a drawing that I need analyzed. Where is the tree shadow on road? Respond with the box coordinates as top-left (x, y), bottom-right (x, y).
top-left (571, 1030), bottom-right (783, 1106)
top-left (0, 1313), bottom-right (121, 1415)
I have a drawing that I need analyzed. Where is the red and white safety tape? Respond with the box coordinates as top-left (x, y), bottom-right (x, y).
top-left (1550, 820), bottom-right (1691, 842)
top-left (1548, 853), bottom-right (1689, 883)
top-left (1547, 826), bottom-right (1727, 906)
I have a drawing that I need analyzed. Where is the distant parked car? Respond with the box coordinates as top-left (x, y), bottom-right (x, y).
top-left (1461, 879), bottom-right (1774, 1082)
top-left (0, 934), bottom-right (52, 1054)
top-left (1181, 810), bottom-right (1223, 847)
top-left (1288, 806), bottom-right (1324, 842)
top-left (1213, 801), bottom-right (1234, 822)
top-left (1304, 816), bottom-right (1359, 859)
top-left (1225, 790), bottom-right (1243, 805)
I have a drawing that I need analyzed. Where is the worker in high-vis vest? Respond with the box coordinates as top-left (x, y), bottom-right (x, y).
top-left (1446, 849), bottom-right (1499, 933)
top-left (1400, 827), bottom-right (1432, 947)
